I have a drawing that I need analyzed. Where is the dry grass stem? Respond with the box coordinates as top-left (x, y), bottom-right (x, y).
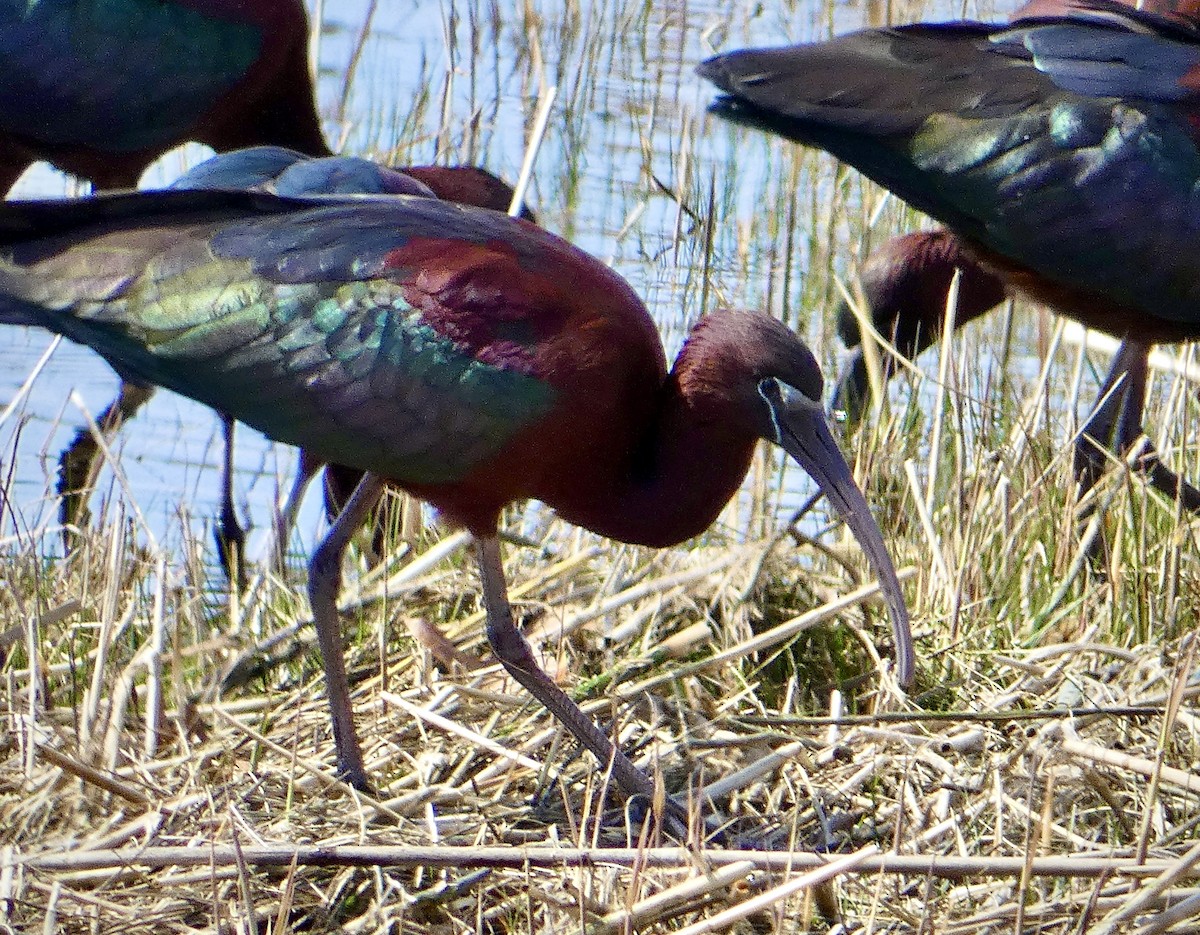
top-left (672, 845), bottom-right (879, 935)
top-left (1060, 737), bottom-right (1200, 797)
top-left (23, 844), bottom-right (1200, 880)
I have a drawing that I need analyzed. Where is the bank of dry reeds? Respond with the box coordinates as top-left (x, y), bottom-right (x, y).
top-left (5, 0), bottom-right (1200, 931)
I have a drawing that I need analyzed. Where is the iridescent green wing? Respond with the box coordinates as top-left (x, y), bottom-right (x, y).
top-left (0, 192), bottom-right (562, 483)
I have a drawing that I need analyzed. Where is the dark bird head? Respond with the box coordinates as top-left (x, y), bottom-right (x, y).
top-left (831, 230), bottom-right (1009, 424)
top-left (688, 311), bottom-right (914, 685)
top-left (400, 165), bottom-right (539, 223)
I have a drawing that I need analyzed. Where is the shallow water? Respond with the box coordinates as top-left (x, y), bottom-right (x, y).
top-left (1, 0), bottom-right (1053, 568)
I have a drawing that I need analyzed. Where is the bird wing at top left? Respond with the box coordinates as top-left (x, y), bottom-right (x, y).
top-left (0, 0), bottom-right (266, 153)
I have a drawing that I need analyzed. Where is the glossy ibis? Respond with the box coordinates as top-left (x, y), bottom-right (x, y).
top-left (0, 187), bottom-right (914, 808)
top-left (700, 0), bottom-right (1200, 510)
top-left (0, 0), bottom-right (331, 574)
top-left (825, 0), bottom-right (1200, 513)
top-left (829, 229), bottom-right (1006, 425)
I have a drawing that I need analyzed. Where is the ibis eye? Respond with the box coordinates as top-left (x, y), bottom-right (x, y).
top-left (756, 378), bottom-right (785, 443)
top-left (756, 377), bottom-right (782, 406)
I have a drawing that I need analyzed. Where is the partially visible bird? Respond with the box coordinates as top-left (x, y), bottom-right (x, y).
top-left (829, 229), bottom-right (1006, 425)
top-left (0, 186), bottom-right (913, 812)
top-left (826, 0), bottom-right (1200, 512)
top-left (700, 0), bottom-right (1200, 510)
top-left (0, 0), bottom-right (328, 191)
top-left (0, 0), bottom-right (332, 576)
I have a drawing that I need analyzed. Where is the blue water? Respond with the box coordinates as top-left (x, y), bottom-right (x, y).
top-left (0, 0), bottom-right (1024, 565)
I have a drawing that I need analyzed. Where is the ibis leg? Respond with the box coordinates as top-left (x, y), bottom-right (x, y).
top-left (475, 535), bottom-right (685, 820)
top-left (307, 471), bottom-right (386, 789)
top-left (272, 451), bottom-right (324, 572)
top-left (214, 415), bottom-right (247, 591)
top-left (322, 463), bottom-right (411, 567)
top-left (57, 380), bottom-right (155, 550)
top-left (1074, 340), bottom-right (1146, 500)
top-left (1075, 340), bottom-right (1200, 511)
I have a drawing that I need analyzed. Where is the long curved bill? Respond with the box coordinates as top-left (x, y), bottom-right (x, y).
top-left (775, 386), bottom-right (914, 686)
